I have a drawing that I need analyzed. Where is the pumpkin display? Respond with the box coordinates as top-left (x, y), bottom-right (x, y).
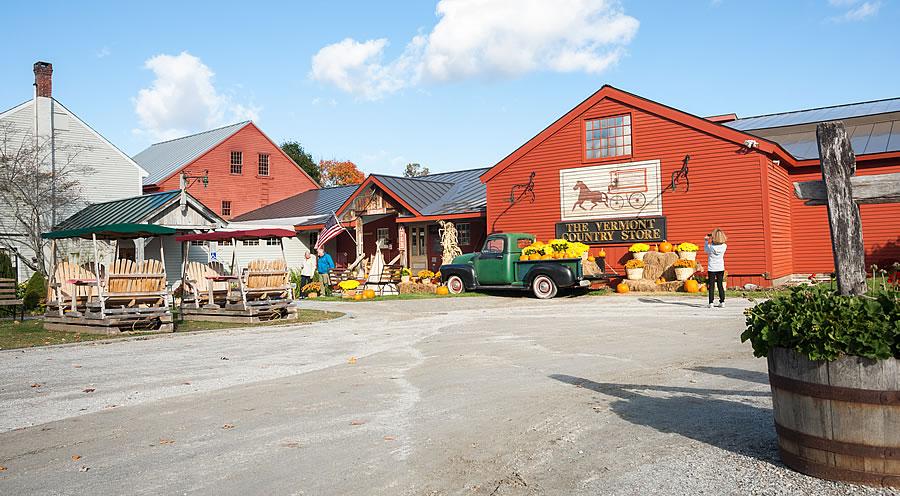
top-left (435, 286), bottom-right (450, 295)
top-left (684, 279), bottom-right (700, 293)
top-left (598, 249), bottom-right (606, 258)
top-left (353, 294), bottom-right (363, 300)
top-left (616, 282), bottom-right (630, 294)
top-left (363, 289), bottom-right (376, 299)
top-left (659, 240), bottom-right (673, 253)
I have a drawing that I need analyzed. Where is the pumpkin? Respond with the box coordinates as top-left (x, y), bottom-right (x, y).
top-left (598, 249), bottom-right (606, 258)
top-left (684, 279), bottom-right (700, 293)
top-left (616, 282), bottom-right (630, 294)
top-left (651, 244), bottom-right (659, 251)
top-left (588, 256), bottom-right (596, 262)
top-left (436, 286), bottom-right (450, 295)
top-left (363, 289), bottom-right (376, 299)
top-left (353, 294), bottom-right (363, 300)
top-left (519, 254), bottom-right (528, 261)
top-left (541, 254), bottom-right (553, 260)
top-left (659, 240), bottom-right (674, 253)
top-left (699, 283), bottom-right (707, 292)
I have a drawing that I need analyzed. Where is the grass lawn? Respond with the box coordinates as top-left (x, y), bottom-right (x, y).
top-left (0, 309), bottom-right (343, 351)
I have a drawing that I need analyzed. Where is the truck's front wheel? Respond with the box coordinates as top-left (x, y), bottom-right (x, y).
top-left (446, 275), bottom-right (466, 294)
top-left (532, 275), bottom-right (558, 299)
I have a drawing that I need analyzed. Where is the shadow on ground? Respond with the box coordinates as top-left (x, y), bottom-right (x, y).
top-left (549, 373), bottom-right (779, 463)
top-left (637, 297), bottom-right (709, 308)
top-left (689, 366), bottom-right (770, 385)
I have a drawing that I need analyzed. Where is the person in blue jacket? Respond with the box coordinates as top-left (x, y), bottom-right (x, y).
top-left (316, 247), bottom-right (335, 294)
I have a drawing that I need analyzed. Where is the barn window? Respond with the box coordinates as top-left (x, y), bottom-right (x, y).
top-left (456, 223), bottom-right (471, 245)
top-left (266, 238), bottom-right (279, 246)
top-left (230, 151), bottom-right (243, 174)
top-left (220, 239), bottom-right (233, 246)
top-left (243, 239), bottom-right (259, 246)
top-left (585, 115), bottom-right (631, 159)
top-left (190, 240), bottom-right (205, 246)
top-left (376, 227), bottom-right (390, 244)
top-left (258, 154), bottom-right (269, 176)
top-left (221, 200), bottom-right (232, 216)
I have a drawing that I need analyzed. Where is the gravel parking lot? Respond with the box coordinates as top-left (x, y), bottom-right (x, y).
top-left (0, 295), bottom-right (895, 495)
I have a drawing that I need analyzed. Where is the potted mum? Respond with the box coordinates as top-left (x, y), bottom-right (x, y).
top-left (672, 258), bottom-right (696, 281)
top-left (301, 281), bottom-right (322, 299)
top-left (741, 283), bottom-right (900, 486)
top-left (400, 267), bottom-right (411, 283)
top-left (629, 243), bottom-right (650, 261)
top-left (338, 279), bottom-right (360, 297)
top-left (676, 242), bottom-right (699, 260)
top-left (624, 258), bottom-right (645, 280)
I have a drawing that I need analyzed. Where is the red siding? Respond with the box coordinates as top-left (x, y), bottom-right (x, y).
top-left (788, 160), bottom-right (900, 273)
top-left (766, 158), bottom-right (794, 279)
top-left (151, 124), bottom-right (318, 219)
top-left (486, 96), bottom-right (771, 285)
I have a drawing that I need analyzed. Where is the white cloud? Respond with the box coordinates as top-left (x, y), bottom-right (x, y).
top-left (133, 52), bottom-right (260, 141)
top-left (828, 0), bottom-right (881, 21)
top-left (310, 0), bottom-right (639, 100)
top-left (95, 46), bottom-right (111, 59)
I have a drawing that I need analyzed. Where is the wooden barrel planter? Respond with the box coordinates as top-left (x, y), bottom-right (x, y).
top-left (767, 347), bottom-right (900, 487)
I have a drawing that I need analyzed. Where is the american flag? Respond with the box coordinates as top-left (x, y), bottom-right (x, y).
top-left (314, 212), bottom-right (347, 251)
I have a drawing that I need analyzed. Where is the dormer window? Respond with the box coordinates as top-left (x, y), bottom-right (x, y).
top-left (585, 115), bottom-right (631, 160)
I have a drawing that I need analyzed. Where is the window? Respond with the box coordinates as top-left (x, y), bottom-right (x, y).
top-left (220, 239), bottom-right (233, 246)
top-left (266, 238), bottom-right (279, 246)
top-left (483, 237), bottom-right (504, 254)
top-left (190, 240), bottom-right (205, 247)
top-left (456, 223), bottom-right (471, 245)
top-left (230, 151), bottom-right (243, 174)
top-left (258, 153), bottom-right (269, 176)
top-left (585, 115), bottom-right (631, 160)
top-left (243, 239), bottom-right (259, 246)
top-left (309, 232), bottom-right (319, 248)
top-left (221, 201), bottom-right (231, 216)
top-left (376, 227), bottom-right (390, 244)
top-left (410, 226), bottom-right (425, 257)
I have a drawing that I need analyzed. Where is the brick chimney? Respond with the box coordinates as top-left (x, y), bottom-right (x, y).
top-left (33, 61), bottom-right (53, 98)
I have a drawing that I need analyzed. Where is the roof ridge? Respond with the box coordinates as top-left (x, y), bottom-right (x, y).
top-left (423, 166), bottom-right (491, 176)
top-left (373, 173), bottom-right (454, 185)
top-left (81, 190), bottom-right (177, 208)
top-left (733, 96), bottom-right (900, 122)
top-left (148, 121), bottom-right (249, 146)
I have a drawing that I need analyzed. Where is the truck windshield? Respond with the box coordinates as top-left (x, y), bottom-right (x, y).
top-left (483, 237), bottom-right (504, 253)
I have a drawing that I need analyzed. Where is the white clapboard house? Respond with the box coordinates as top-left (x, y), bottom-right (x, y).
top-left (0, 62), bottom-right (148, 280)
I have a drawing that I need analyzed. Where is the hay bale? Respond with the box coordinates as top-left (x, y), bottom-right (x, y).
top-left (398, 281), bottom-right (438, 294)
top-left (641, 252), bottom-right (678, 281)
top-left (583, 259), bottom-right (603, 277)
top-left (624, 279), bottom-right (658, 292)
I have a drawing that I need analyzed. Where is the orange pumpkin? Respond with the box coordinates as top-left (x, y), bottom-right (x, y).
top-left (598, 249), bottom-right (606, 258)
top-left (684, 279), bottom-right (700, 293)
top-left (659, 240), bottom-right (673, 253)
top-left (651, 244), bottom-right (659, 251)
top-left (616, 282), bottom-right (630, 294)
top-left (436, 286), bottom-right (450, 295)
top-left (353, 294), bottom-right (363, 300)
top-left (519, 254), bottom-right (529, 261)
top-left (363, 289), bottom-right (376, 299)
top-left (541, 254), bottom-right (553, 260)
top-left (588, 256), bottom-right (596, 262)
top-left (699, 283), bottom-right (708, 292)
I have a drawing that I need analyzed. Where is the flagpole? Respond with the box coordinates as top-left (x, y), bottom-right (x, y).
top-left (336, 212), bottom-right (358, 246)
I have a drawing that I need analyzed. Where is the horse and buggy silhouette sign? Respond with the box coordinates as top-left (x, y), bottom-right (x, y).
top-left (559, 159), bottom-right (663, 220)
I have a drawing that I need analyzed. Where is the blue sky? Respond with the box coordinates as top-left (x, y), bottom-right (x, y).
top-left (1, 0), bottom-right (896, 176)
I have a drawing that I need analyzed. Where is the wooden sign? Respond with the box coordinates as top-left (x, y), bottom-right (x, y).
top-left (556, 216), bottom-right (667, 244)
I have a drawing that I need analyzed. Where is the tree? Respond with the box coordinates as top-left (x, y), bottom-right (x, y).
top-left (319, 160), bottom-right (364, 187)
top-left (0, 121), bottom-right (91, 276)
top-left (280, 140), bottom-right (321, 184)
top-left (403, 163), bottom-right (430, 178)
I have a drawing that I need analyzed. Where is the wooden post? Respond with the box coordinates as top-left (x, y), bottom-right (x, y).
top-left (815, 122), bottom-right (868, 295)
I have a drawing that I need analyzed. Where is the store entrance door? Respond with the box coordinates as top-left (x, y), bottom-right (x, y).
top-left (409, 225), bottom-right (427, 270)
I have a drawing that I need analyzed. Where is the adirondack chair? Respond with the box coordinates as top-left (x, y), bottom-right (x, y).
top-left (46, 261), bottom-right (101, 317)
top-left (369, 264), bottom-right (402, 296)
top-left (239, 259), bottom-right (292, 305)
top-left (100, 259), bottom-right (168, 311)
top-left (182, 261), bottom-right (231, 308)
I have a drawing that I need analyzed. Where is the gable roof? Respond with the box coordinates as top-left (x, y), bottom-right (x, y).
top-left (133, 121), bottom-right (250, 185)
top-left (481, 85), bottom-right (797, 183)
top-left (54, 190), bottom-right (223, 231)
top-left (232, 184), bottom-right (358, 222)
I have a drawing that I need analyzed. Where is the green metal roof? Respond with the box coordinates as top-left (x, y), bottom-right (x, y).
top-left (42, 223), bottom-right (177, 240)
top-left (43, 190), bottom-right (182, 239)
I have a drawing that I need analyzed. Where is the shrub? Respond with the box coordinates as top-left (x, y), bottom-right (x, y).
top-left (23, 272), bottom-right (47, 310)
top-left (741, 285), bottom-right (900, 361)
top-left (624, 259), bottom-right (645, 269)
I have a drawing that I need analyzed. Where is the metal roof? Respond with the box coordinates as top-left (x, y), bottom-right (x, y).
top-left (724, 97), bottom-right (900, 131)
top-left (54, 190), bottom-right (182, 231)
top-left (133, 121), bottom-right (249, 185)
top-left (231, 185), bottom-right (358, 222)
top-left (372, 175), bottom-right (453, 214)
top-left (756, 119), bottom-right (900, 160)
top-left (371, 168), bottom-right (489, 216)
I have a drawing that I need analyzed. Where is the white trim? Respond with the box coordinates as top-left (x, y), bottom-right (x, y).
top-left (0, 100), bottom-right (31, 120)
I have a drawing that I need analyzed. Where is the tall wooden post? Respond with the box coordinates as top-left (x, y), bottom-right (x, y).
top-left (815, 122), bottom-right (868, 295)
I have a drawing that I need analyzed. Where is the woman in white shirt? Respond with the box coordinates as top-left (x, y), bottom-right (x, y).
top-left (299, 252), bottom-right (317, 298)
top-left (704, 229), bottom-right (727, 308)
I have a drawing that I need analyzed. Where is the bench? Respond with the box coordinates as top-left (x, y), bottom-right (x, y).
top-left (0, 277), bottom-right (23, 320)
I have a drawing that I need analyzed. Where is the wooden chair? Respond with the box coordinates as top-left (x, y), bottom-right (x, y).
top-left (182, 261), bottom-right (230, 308)
top-left (100, 259), bottom-right (168, 311)
top-left (370, 264), bottom-right (402, 296)
top-left (239, 259), bottom-right (292, 305)
top-left (46, 261), bottom-right (100, 317)
top-left (328, 266), bottom-right (356, 294)
top-left (0, 277), bottom-right (24, 320)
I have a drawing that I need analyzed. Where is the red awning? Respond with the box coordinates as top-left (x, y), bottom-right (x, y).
top-left (175, 228), bottom-right (297, 242)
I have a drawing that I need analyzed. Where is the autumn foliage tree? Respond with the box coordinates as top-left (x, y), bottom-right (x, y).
top-left (319, 160), bottom-right (364, 187)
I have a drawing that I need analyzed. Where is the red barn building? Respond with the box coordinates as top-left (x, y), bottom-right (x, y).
top-left (135, 121), bottom-right (319, 219)
top-left (481, 86), bottom-right (900, 287)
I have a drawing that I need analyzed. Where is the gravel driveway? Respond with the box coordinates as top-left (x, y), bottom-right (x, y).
top-left (0, 295), bottom-right (894, 495)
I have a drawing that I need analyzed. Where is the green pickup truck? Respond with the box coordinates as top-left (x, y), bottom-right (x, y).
top-left (439, 232), bottom-right (601, 299)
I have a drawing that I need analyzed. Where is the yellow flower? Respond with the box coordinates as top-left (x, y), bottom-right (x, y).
top-left (338, 280), bottom-right (360, 290)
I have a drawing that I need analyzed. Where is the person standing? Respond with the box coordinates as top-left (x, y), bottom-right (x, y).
top-left (316, 247), bottom-right (335, 295)
top-left (299, 251), bottom-right (316, 298)
top-left (704, 229), bottom-right (727, 308)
